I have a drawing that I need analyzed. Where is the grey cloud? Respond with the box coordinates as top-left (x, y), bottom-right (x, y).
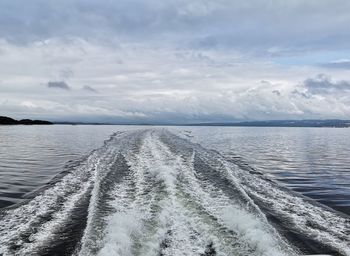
top-left (272, 90), bottom-right (281, 96)
top-left (1, 0), bottom-right (350, 55)
top-left (320, 59), bottom-right (350, 69)
top-left (82, 85), bottom-right (98, 93)
top-left (47, 81), bottom-right (70, 90)
top-left (303, 74), bottom-right (350, 94)
top-left (59, 68), bottom-right (74, 79)
top-left (291, 89), bottom-right (311, 99)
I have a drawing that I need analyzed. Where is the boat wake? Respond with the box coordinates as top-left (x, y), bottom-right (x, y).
top-left (0, 129), bottom-right (349, 256)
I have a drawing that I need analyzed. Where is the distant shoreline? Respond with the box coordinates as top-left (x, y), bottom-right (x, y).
top-left (0, 116), bottom-right (53, 125)
top-left (2, 116), bottom-right (349, 128)
top-left (54, 119), bottom-right (350, 128)
top-left (185, 119), bottom-right (350, 128)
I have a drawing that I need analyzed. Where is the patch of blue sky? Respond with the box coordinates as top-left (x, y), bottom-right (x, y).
top-left (274, 50), bottom-right (350, 67)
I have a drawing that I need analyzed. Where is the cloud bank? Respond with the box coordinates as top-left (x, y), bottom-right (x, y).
top-left (304, 74), bottom-right (350, 94)
top-left (0, 0), bottom-right (350, 122)
top-left (82, 85), bottom-right (98, 93)
top-left (47, 81), bottom-right (70, 90)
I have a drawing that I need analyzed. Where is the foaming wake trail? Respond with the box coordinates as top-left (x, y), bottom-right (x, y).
top-left (0, 131), bottom-right (130, 256)
top-left (82, 130), bottom-right (298, 256)
top-left (1, 129), bottom-right (349, 256)
top-left (170, 129), bottom-right (350, 256)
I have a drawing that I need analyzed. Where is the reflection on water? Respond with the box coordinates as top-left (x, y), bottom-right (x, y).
top-left (0, 125), bottom-right (123, 208)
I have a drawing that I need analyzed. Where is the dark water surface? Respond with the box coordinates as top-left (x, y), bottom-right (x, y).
top-left (0, 125), bottom-right (124, 208)
top-left (0, 126), bottom-right (349, 256)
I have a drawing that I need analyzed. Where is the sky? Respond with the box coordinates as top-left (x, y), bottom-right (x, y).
top-left (1, 0), bottom-right (350, 123)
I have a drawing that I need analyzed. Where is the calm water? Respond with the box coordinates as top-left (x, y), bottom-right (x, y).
top-left (0, 125), bottom-right (349, 255)
top-left (0, 125), bottom-right (124, 207)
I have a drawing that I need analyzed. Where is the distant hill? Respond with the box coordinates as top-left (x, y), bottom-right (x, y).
top-left (0, 116), bottom-right (53, 125)
top-left (190, 119), bottom-right (350, 128)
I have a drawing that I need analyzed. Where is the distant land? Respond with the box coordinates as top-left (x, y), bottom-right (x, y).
top-left (0, 116), bottom-right (53, 125)
top-left (188, 119), bottom-right (350, 128)
top-left (2, 116), bottom-right (349, 127)
top-left (55, 119), bottom-right (350, 127)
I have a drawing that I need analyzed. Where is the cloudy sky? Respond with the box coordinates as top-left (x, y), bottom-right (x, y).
top-left (1, 0), bottom-right (350, 123)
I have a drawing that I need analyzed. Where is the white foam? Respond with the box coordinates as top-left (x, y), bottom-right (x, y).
top-left (4, 129), bottom-right (346, 255)
top-left (179, 152), bottom-right (296, 255)
top-left (0, 150), bottom-right (101, 255)
top-left (95, 130), bottom-right (297, 256)
top-left (216, 154), bottom-right (350, 255)
top-left (79, 131), bottom-right (143, 256)
top-left (172, 128), bottom-right (350, 255)
top-left (98, 208), bottom-right (144, 256)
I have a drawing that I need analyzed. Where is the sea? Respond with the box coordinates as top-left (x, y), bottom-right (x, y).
top-left (0, 125), bottom-right (349, 256)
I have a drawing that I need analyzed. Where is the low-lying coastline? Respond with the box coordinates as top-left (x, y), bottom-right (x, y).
top-left (0, 116), bottom-right (53, 125)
